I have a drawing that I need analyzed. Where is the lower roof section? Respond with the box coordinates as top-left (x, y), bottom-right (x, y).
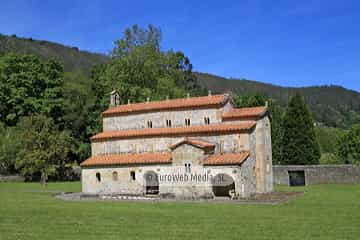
top-left (169, 138), bottom-right (215, 150)
top-left (80, 151), bottom-right (250, 167)
top-left (80, 152), bottom-right (172, 167)
top-left (91, 122), bottom-right (256, 142)
top-left (222, 106), bottom-right (268, 120)
top-left (204, 152), bottom-right (250, 166)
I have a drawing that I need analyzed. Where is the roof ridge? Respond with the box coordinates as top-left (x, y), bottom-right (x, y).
top-left (103, 94), bottom-right (229, 117)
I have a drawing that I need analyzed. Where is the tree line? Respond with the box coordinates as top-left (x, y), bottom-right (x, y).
top-left (234, 94), bottom-right (360, 165)
top-left (0, 25), bottom-right (359, 183)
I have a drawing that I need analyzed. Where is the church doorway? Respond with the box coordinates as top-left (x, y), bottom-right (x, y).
top-left (212, 174), bottom-right (235, 197)
top-left (144, 171), bottom-right (159, 195)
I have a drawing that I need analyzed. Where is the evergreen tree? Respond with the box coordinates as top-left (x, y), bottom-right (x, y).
top-left (269, 102), bottom-right (284, 164)
top-left (281, 94), bottom-right (321, 165)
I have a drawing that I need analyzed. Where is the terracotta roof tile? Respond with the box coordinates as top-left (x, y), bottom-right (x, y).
top-left (103, 94), bottom-right (229, 117)
top-left (170, 138), bottom-right (215, 150)
top-left (91, 122), bottom-right (256, 141)
top-left (204, 152), bottom-right (250, 166)
top-left (80, 152), bottom-right (172, 167)
top-left (81, 151), bottom-right (250, 167)
top-left (222, 106), bottom-right (268, 120)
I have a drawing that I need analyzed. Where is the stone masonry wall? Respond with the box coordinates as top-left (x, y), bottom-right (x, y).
top-left (91, 133), bottom-right (250, 156)
top-left (255, 116), bottom-right (273, 193)
top-left (103, 108), bottom-right (222, 131)
top-left (273, 165), bottom-right (360, 185)
top-left (82, 164), bottom-right (250, 198)
top-left (0, 175), bottom-right (25, 182)
top-left (103, 101), bottom-right (235, 132)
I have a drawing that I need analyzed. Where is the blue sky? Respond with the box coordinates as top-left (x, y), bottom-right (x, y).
top-left (1, 0), bottom-right (359, 92)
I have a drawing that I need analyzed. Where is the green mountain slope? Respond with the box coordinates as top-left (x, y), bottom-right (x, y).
top-left (196, 72), bottom-right (360, 128)
top-left (1, 34), bottom-right (359, 128)
top-left (0, 34), bottom-right (108, 71)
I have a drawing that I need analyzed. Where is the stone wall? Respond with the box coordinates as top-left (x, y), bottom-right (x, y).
top-left (253, 116), bottom-right (273, 193)
top-left (103, 108), bottom-right (223, 131)
top-left (0, 175), bottom-right (25, 182)
top-left (273, 165), bottom-right (360, 185)
top-left (82, 164), bottom-right (251, 198)
top-left (91, 133), bottom-right (250, 156)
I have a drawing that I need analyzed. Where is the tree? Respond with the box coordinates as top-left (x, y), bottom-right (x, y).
top-left (62, 69), bottom-right (97, 163)
top-left (320, 153), bottom-right (343, 165)
top-left (15, 115), bottom-right (73, 184)
top-left (0, 54), bottom-right (65, 126)
top-left (269, 102), bottom-right (284, 164)
top-left (0, 123), bottom-right (21, 174)
top-left (233, 94), bottom-right (266, 108)
top-left (91, 24), bottom-right (200, 107)
top-left (281, 94), bottom-right (321, 165)
top-left (315, 127), bottom-right (345, 154)
top-left (111, 24), bottom-right (161, 58)
top-left (336, 124), bottom-right (360, 164)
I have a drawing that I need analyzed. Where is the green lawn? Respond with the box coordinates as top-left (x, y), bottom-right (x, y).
top-left (0, 182), bottom-right (359, 240)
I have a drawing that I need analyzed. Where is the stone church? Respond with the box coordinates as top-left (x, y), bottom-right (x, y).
top-left (81, 92), bottom-right (273, 199)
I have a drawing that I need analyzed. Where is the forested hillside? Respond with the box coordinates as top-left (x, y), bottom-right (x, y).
top-left (1, 33), bottom-right (359, 128)
top-left (0, 34), bottom-right (108, 71)
top-left (196, 72), bottom-right (360, 128)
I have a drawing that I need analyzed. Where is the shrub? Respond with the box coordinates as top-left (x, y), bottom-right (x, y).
top-left (320, 153), bottom-right (343, 165)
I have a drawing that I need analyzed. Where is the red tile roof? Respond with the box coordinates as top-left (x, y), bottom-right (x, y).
top-left (80, 152), bottom-right (172, 167)
top-left (204, 152), bottom-right (250, 166)
top-left (222, 106), bottom-right (268, 120)
top-left (103, 94), bottom-right (229, 117)
top-left (170, 139), bottom-right (215, 150)
top-left (91, 122), bottom-right (256, 142)
top-left (81, 151), bottom-right (250, 167)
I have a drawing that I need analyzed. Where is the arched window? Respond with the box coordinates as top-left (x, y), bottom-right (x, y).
top-left (166, 119), bottom-right (172, 127)
top-left (204, 117), bottom-right (210, 125)
top-left (96, 172), bottom-right (101, 182)
top-left (112, 171), bottom-right (118, 181)
top-left (184, 163), bottom-right (191, 173)
top-left (185, 118), bottom-right (191, 126)
top-left (147, 120), bottom-right (153, 128)
top-left (130, 171), bottom-right (136, 181)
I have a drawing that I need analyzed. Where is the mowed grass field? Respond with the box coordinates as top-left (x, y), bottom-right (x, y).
top-left (0, 182), bottom-right (359, 240)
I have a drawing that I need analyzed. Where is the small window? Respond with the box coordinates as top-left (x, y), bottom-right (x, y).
top-left (147, 120), bottom-right (153, 128)
top-left (130, 171), bottom-right (136, 181)
top-left (96, 172), bottom-right (101, 182)
top-left (185, 118), bottom-right (191, 126)
top-left (112, 171), bottom-right (118, 181)
top-left (166, 119), bottom-right (172, 127)
top-left (185, 163), bottom-right (191, 173)
top-left (219, 140), bottom-right (224, 152)
top-left (204, 117), bottom-right (210, 125)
